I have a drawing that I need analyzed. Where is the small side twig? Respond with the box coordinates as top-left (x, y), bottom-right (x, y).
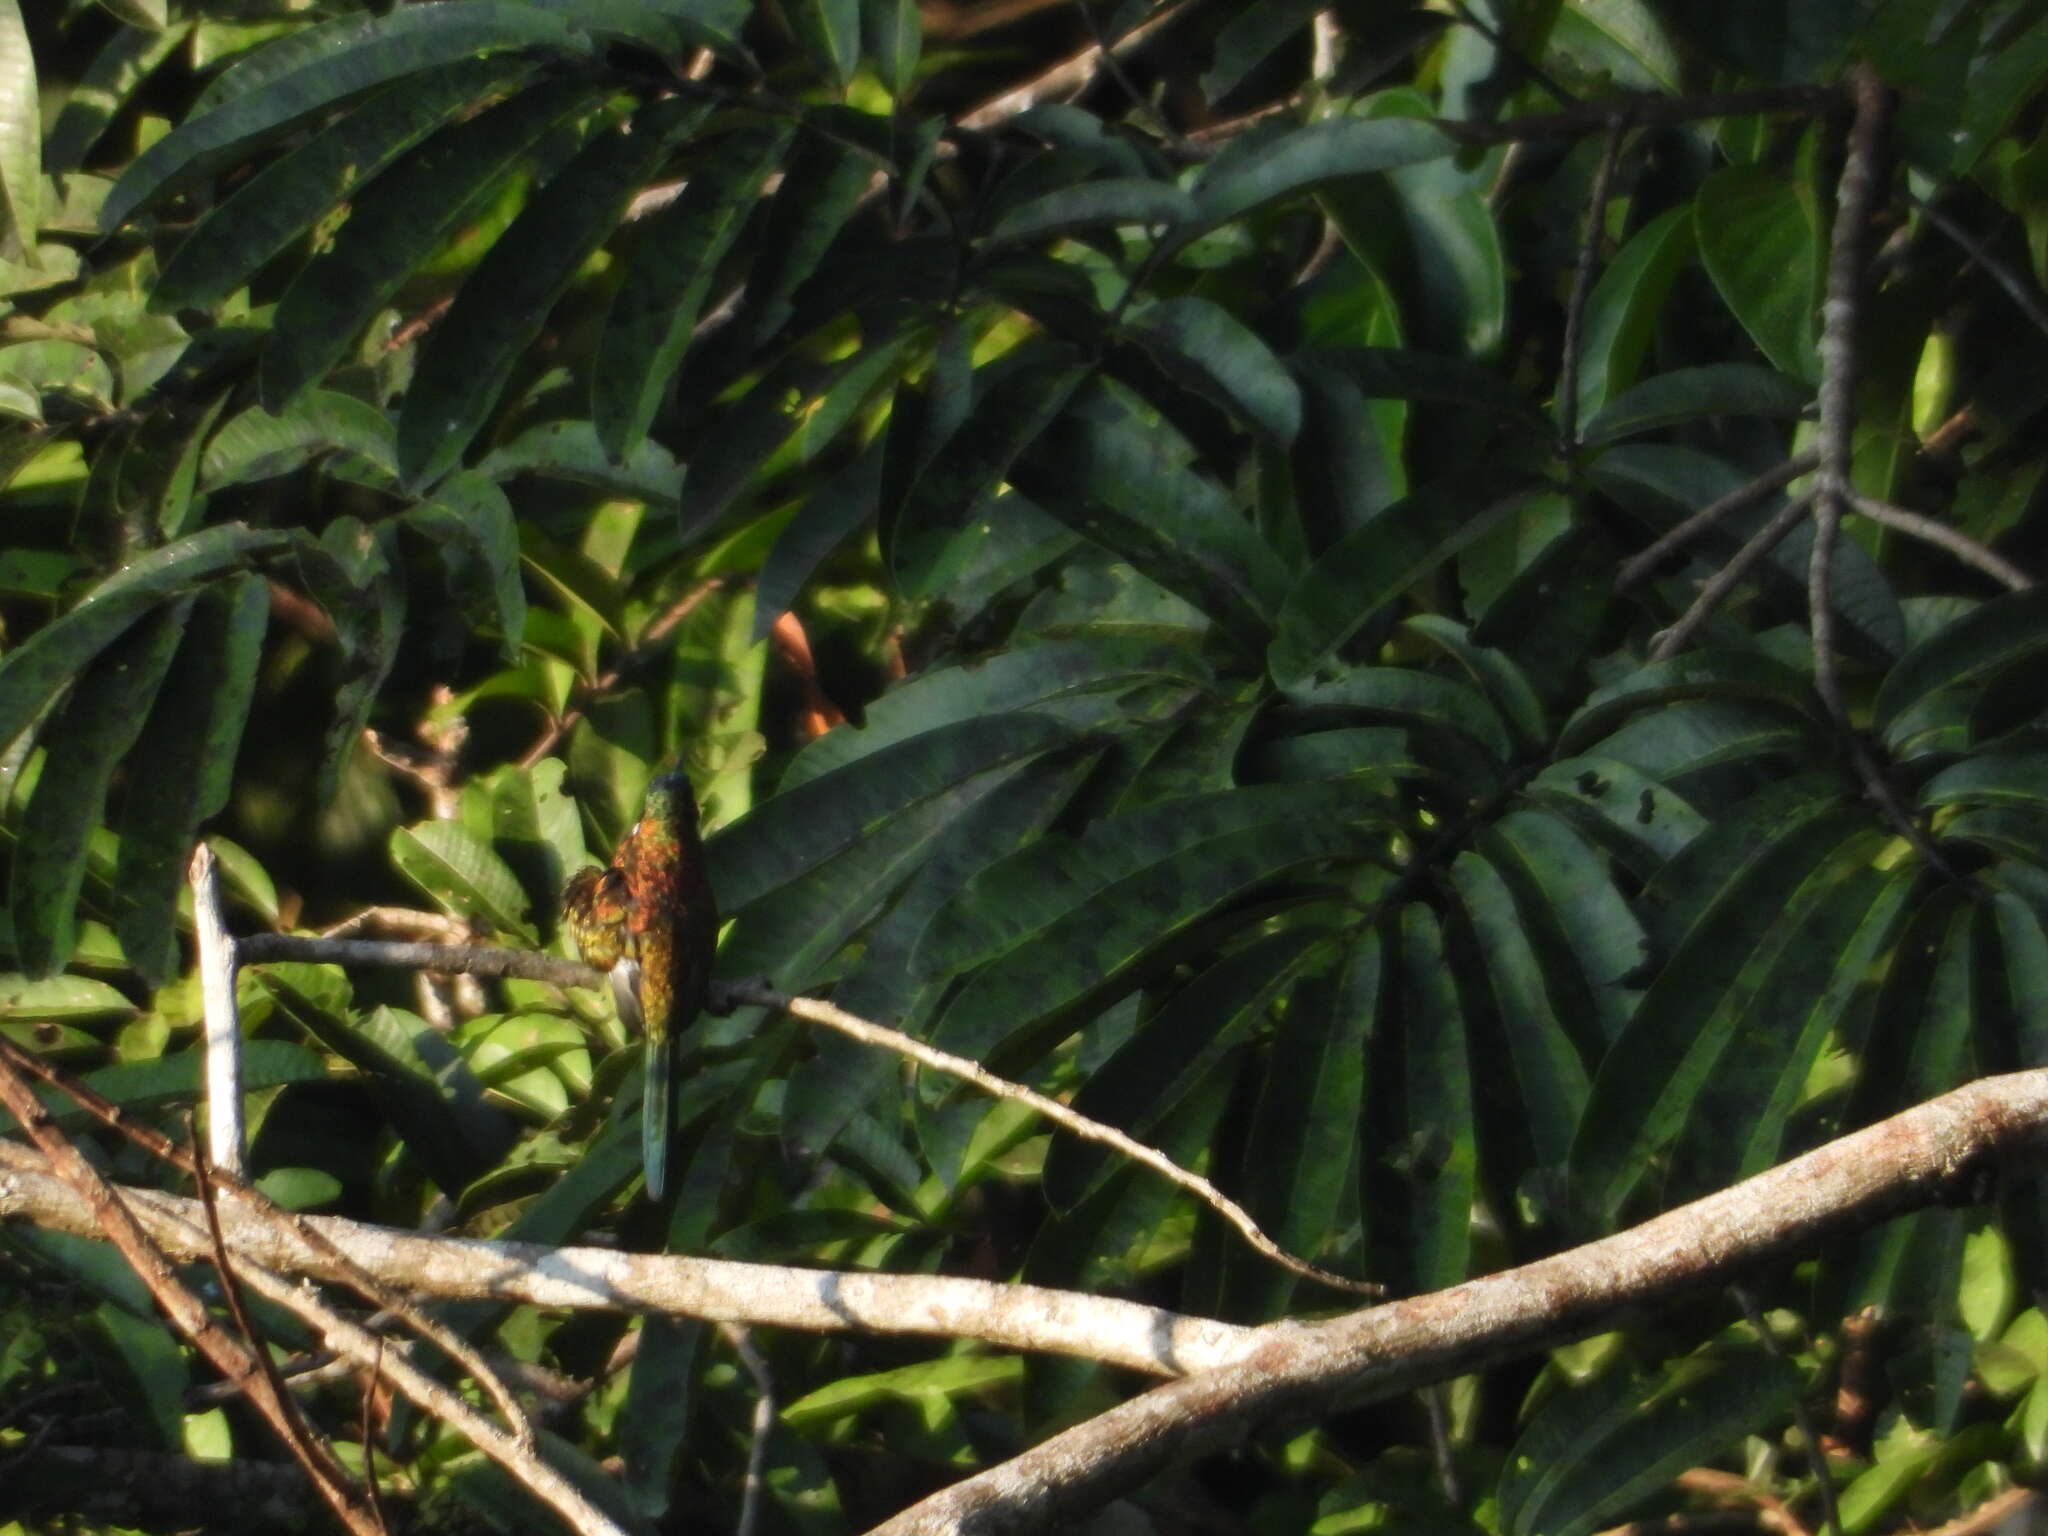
top-left (1911, 192), bottom-right (2048, 345)
top-left (0, 1035), bottom-right (537, 1456)
top-left (724, 982), bottom-right (1382, 1298)
top-left (1619, 453), bottom-right (1819, 589)
top-left (1558, 114), bottom-right (1629, 453)
top-left (1443, 0), bottom-right (1582, 108)
top-left (1848, 493), bottom-right (2032, 590)
top-left (0, 1053), bottom-right (381, 1536)
top-left (520, 578), bottom-right (725, 767)
top-left (226, 932), bottom-right (1378, 1297)
top-left (189, 1122), bottom-right (363, 1531)
top-left (1649, 491), bottom-right (1816, 660)
top-left (1731, 1284), bottom-right (1839, 1536)
top-left (959, 0), bottom-right (1193, 130)
top-left (189, 843), bottom-right (243, 1175)
top-left (720, 1324), bottom-right (774, 1536)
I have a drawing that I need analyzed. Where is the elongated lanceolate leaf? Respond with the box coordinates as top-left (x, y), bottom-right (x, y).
top-left (1558, 650), bottom-right (1819, 756)
top-left (785, 634), bottom-right (1207, 789)
top-left (0, 523), bottom-right (287, 756)
top-left (391, 819), bottom-right (536, 940)
top-left (915, 779), bottom-right (1377, 980)
top-left (1569, 206), bottom-right (1695, 426)
top-left (1448, 853), bottom-right (1589, 1169)
top-left (1225, 943), bottom-right (1376, 1315)
top-left (1876, 586), bottom-right (2048, 738)
top-left (406, 470), bottom-right (525, 659)
top-left (0, 0), bottom-right (39, 262)
top-left (1269, 465), bottom-right (1541, 689)
top-left (786, 0), bottom-right (860, 85)
top-left (1582, 363), bottom-right (1810, 446)
top-left (1012, 396), bottom-right (1292, 645)
top-left (1193, 115), bottom-right (1452, 228)
top-left (594, 120), bottom-right (790, 461)
top-left (399, 102), bottom-right (702, 488)
top-left (988, 177), bottom-right (1197, 246)
top-left (153, 57), bottom-right (531, 312)
top-left (203, 390), bottom-right (397, 488)
top-left (102, 3), bottom-right (589, 233)
top-left (1572, 798), bottom-right (1870, 1220)
top-left (729, 126), bottom-right (872, 350)
top-left (707, 713), bottom-right (1073, 911)
top-left (1501, 1349), bottom-right (1801, 1536)
top-left (1526, 756), bottom-right (1707, 874)
top-left (45, 23), bottom-right (184, 173)
top-left (112, 575), bottom-right (267, 984)
top-left (931, 813), bottom-right (1384, 1064)
top-left (1695, 164), bottom-right (1821, 382)
top-left (261, 75), bottom-right (600, 413)
top-left (12, 604), bottom-right (191, 978)
top-left (1122, 295), bottom-right (1301, 444)
top-left (1042, 928), bottom-right (1333, 1212)
top-left (1283, 666), bottom-right (1515, 766)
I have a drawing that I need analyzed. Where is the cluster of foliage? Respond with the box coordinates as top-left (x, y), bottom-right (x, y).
top-left (9, 0), bottom-right (2048, 1531)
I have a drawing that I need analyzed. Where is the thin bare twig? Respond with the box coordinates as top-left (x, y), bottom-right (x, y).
top-left (1731, 1285), bottom-right (1838, 1536)
top-left (865, 1069), bottom-right (2048, 1535)
top-left (520, 578), bottom-right (725, 767)
top-left (1442, 0), bottom-right (1582, 108)
top-left (1619, 454), bottom-right (1820, 589)
top-left (0, 1036), bottom-right (537, 1456)
top-left (0, 1054), bottom-right (381, 1536)
top-left (724, 982), bottom-right (1381, 1298)
top-left (228, 933), bottom-right (1378, 1297)
top-left (1811, 67), bottom-right (1890, 725)
top-left (1559, 114), bottom-right (1629, 453)
top-left (720, 1324), bottom-right (774, 1536)
top-left (1912, 193), bottom-right (2048, 345)
top-left (189, 1123), bottom-right (367, 1532)
top-left (959, 0), bottom-right (1194, 130)
top-left (1649, 491), bottom-right (1816, 660)
top-left (1848, 493), bottom-right (2032, 590)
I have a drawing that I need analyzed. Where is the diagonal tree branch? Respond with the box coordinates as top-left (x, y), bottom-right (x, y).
top-left (0, 1140), bottom-right (1256, 1377)
top-left (865, 1067), bottom-right (2048, 1535)
top-left (0, 1054), bottom-right (382, 1536)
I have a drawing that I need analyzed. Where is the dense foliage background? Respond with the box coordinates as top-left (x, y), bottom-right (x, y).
top-left (9, 0), bottom-right (2048, 1531)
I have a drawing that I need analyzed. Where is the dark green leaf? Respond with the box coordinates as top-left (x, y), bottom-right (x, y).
top-left (1269, 465), bottom-right (1541, 688)
top-left (0, 523), bottom-right (286, 758)
top-left (398, 104), bottom-right (700, 488)
top-left (203, 390), bottom-right (396, 488)
top-left (101, 3), bottom-right (589, 232)
top-left (1122, 296), bottom-right (1301, 444)
top-left (987, 177), bottom-right (1197, 245)
top-left (1570, 206), bottom-right (1697, 425)
top-left (1558, 650), bottom-right (1819, 757)
top-left (1501, 1348), bottom-right (1801, 1536)
top-left (1694, 164), bottom-right (1820, 382)
top-left (1572, 797), bottom-right (1869, 1220)
top-left (1042, 928), bottom-right (1333, 1212)
top-left (390, 820), bottom-right (536, 940)
top-left (111, 574), bottom-right (266, 984)
top-left (153, 58), bottom-right (530, 312)
top-left (1448, 854), bottom-right (1589, 1168)
top-left (1193, 115), bottom-right (1453, 228)
top-left (593, 119), bottom-right (790, 461)
top-left (1582, 363), bottom-right (1811, 446)
top-left (406, 469), bottom-right (526, 660)
top-left (261, 74), bottom-right (600, 413)
top-left (45, 22), bottom-right (185, 172)
top-left (1877, 587), bottom-right (2048, 740)
top-left (12, 604), bottom-right (191, 977)
top-left (786, 0), bottom-right (860, 86)
top-left (861, 0), bottom-right (921, 96)
top-left (1282, 666), bottom-right (1515, 766)
top-left (708, 713), bottom-right (1074, 910)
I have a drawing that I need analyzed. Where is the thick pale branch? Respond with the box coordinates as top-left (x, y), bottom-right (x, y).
top-left (867, 1068), bottom-right (2048, 1535)
top-left (0, 1142), bottom-right (1253, 1378)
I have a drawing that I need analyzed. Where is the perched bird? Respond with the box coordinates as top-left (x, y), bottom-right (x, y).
top-left (561, 767), bottom-right (718, 1200)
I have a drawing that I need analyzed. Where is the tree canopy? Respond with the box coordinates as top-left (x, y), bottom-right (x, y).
top-left (8, 1), bottom-right (2048, 1533)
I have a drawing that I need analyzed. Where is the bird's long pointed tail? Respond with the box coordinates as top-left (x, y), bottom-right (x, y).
top-left (643, 1034), bottom-right (675, 1201)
